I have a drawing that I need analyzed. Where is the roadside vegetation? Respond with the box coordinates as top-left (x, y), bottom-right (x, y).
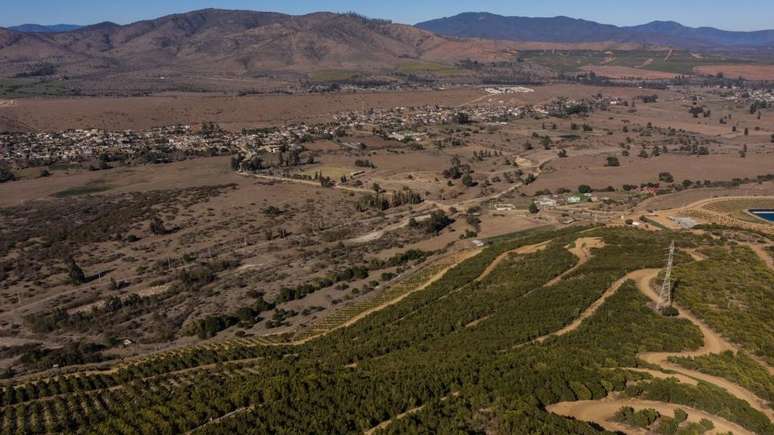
top-left (673, 246), bottom-right (774, 365)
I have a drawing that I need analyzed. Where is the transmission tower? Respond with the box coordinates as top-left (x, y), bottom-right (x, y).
top-left (658, 241), bottom-right (675, 309)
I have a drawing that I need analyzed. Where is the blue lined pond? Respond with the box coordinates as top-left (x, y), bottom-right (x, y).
top-left (750, 209), bottom-right (774, 222)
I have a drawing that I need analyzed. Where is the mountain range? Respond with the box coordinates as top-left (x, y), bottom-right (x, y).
top-left (416, 12), bottom-right (774, 49)
top-left (1, 9), bottom-right (773, 94)
top-left (8, 24), bottom-right (82, 33)
top-left (0, 9), bottom-right (521, 82)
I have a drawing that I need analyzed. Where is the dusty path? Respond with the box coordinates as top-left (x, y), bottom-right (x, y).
top-left (682, 248), bottom-right (707, 262)
top-left (534, 271), bottom-right (633, 344)
top-left (363, 392), bottom-right (459, 434)
top-left (548, 397), bottom-right (752, 435)
top-left (543, 237), bottom-right (604, 287)
top-left (745, 243), bottom-right (774, 271)
top-left (633, 270), bottom-right (774, 417)
top-left (347, 213), bottom-right (431, 244)
top-left (187, 406), bottom-right (255, 434)
top-left (278, 248), bottom-right (483, 346)
top-left (547, 266), bottom-right (774, 431)
top-left (242, 172), bottom-right (374, 194)
top-left (363, 405), bottom-right (425, 435)
top-left (475, 240), bottom-right (550, 283)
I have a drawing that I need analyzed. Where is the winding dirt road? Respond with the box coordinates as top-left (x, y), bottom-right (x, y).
top-left (547, 263), bottom-right (774, 432)
top-left (475, 240), bottom-right (550, 283)
top-left (534, 268), bottom-right (641, 344)
top-left (543, 237), bottom-right (605, 287)
top-left (549, 398), bottom-right (752, 435)
top-left (634, 270), bottom-right (774, 419)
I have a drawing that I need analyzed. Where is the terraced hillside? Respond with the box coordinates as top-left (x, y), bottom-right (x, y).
top-left (0, 226), bottom-right (772, 434)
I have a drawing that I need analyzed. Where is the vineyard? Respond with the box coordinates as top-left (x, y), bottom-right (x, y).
top-left (1, 226), bottom-right (772, 434)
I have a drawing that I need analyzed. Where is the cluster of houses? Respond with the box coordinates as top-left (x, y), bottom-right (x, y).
top-left (535, 193), bottom-right (597, 209)
top-left (484, 86), bottom-right (535, 95)
top-left (2, 94), bottom-right (619, 169)
top-left (0, 125), bottom-right (231, 165)
top-left (333, 103), bottom-right (528, 136)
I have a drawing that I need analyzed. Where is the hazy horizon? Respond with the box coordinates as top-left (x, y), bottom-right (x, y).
top-left (3, 0), bottom-right (774, 31)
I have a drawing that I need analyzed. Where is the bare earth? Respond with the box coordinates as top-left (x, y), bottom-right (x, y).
top-left (548, 398), bottom-right (753, 435)
top-left (695, 64), bottom-right (774, 81)
top-left (580, 65), bottom-right (679, 80)
top-left (546, 261), bottom-right (774, 431)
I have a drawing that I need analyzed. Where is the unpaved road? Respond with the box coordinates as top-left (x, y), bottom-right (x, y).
top-left (634, 270), bottom-right (774, 418)
top-left (347, 213), bottom-right (431, 244)
top-left (546, 263), bottom-right (774, 431)
top-left (548, 397), bottom-right (752, 435)
top-left (475, 240), bottom-right (550, 283)
top-left (276, 248), bottom-right (483, 346)
top-left (534, 269), bottom-right (634, 344)
top-left (544, 237), bottom-right (604, 287)
top-left (746, 243), bottom-right (774, 271)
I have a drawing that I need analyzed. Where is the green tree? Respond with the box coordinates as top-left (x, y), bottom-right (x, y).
top-left (65, 256), bottom-right (86, 286)
top-left (0, 166), bottom-right (15, 183)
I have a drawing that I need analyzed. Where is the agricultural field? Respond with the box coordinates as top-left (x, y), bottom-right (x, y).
top-left (695, 64), bottom-right (774, 81)
top-left (519, 49), bottom-right (743, 76)
top-left (1, 76), bottom-right (774, 433)
top-left (0, 226), bottom-right (771, 434)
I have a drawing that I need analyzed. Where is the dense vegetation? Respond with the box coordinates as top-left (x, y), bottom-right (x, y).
top-left (0, 227), bottom-right (770, 434)
top-left (671, 351), bottom-right (774, 405)
top-left (626, 378), bottom-right (773, 434)
top-left (614, 406), bottom-right (715, 434)
top-left (673, 246), bottom-right (774, 365)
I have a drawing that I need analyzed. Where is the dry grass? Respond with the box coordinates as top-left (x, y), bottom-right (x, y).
top-left (695, 64), bottom-right (774, 81)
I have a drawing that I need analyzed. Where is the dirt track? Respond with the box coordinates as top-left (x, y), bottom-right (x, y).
top-left (535, 269), bottom-right (633, 344)
top-left (475, 240), bottom-right (550, 283)
top-left (543, 237), bottom-right (604, 287)
top-left (281, 248), bottom-right (483, 346)
top-left (548, 398), bottom-right (752, 435)
top-left (634, 270), bottom-right (774, 418)
top-left (746, 243), bottom-right (774, 271)
top-left (547, 262), bottom-right (774, 431)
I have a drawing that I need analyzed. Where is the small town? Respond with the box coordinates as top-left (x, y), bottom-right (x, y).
top-left (1, 98), bottom-right (601, 168)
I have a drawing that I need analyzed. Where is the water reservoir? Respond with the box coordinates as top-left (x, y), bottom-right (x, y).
top-left (749, 209), bottom-right (774, 222)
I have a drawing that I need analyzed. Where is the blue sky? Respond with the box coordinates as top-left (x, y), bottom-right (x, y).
top-left (2, 0), bottom-right (773, 31)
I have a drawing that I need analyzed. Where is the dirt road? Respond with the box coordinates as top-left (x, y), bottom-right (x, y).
top-left (475, 240), bottom-right (550, 283)
top-left (543, 237), bottom-right (604, 287)
top-left (548, 397), bottom-right (752, 435)
top-left (546, 265), bottom-right (774, 431)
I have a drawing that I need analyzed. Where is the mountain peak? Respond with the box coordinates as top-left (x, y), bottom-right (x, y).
top-left (8, 24), bottom-right (82, 33)
top-left (416, 12), bottom-right (774, 48)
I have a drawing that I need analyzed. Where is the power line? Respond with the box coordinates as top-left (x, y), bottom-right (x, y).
top-left (658, 241), bottom-right (675, 309)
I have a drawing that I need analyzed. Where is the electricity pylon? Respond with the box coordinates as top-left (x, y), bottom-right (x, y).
top-left (658, 241), bottom-right (675, 309)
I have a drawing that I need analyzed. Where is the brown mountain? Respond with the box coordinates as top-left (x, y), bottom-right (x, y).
top-left (0, 9), bottom-right (522, 83)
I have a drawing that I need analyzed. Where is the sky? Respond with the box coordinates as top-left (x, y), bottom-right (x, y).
top-left (2, 0), bottom-right (773, 31)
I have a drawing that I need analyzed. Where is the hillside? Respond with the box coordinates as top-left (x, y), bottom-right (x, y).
top-left (8, 24), bottom-right (82, 33)
top-left (416, 12), bottom-right (774, 50)
top-left (0, 9), bottom-right (523, 87)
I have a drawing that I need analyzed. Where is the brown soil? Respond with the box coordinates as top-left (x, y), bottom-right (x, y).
top-left (580, 65), bottom-right (678, 80)
top-left (535, 272), bottom-right (629, 343)
top-left (524, 154), bottom-right (774, 195)
top-left (544, 237), bottom-right (605, 287)
top-left (548, 397), bottom-right (753, 435)
top-left (475, 240), bottom-right (550, 283)
top-left (695, 64), bottom-right (774, 81)
top-left (0, 89), bottom-right (483, 132)
top-left (280, 248), bottom-right (483, 346)
top-left (546, 264), bottom-right (774, 431)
